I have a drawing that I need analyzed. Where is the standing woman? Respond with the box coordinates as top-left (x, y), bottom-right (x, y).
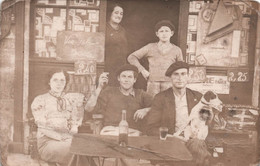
top-left (31, 69), bottom-right (95, 166)
top-left (105, 3), bottom-right (128, 86)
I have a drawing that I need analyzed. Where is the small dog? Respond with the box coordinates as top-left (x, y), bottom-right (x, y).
top-left (174, 91), bottom-right (223, 140)
top-left (184, 106), bottom-right (212, 140)
top-left (174, 91), bottom-right (223, 166)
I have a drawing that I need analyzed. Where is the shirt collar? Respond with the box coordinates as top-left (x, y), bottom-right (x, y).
top-left (119, 87), bottom-right (135, 97)
top-left (49, 90), bottom-right (65, 98)
top-left (157, 41), bottom-right (172, 48)
top-left (173, 89), bottom-right (187, 101)
top-left (107, 22), bottom-right (122, 31)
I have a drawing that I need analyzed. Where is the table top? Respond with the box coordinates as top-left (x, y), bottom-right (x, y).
top-left (70, 133), bottom-right (193, 161)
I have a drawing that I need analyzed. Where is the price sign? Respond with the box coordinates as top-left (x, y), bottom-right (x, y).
top-left (189, 67), bottom-right (206, 83)
top-left (74, 59), bottom-right (96, 75)
top-left (227, 69), bottom-right (249, 82)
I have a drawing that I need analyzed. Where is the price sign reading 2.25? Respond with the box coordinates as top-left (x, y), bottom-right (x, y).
top-left (227, 69), bottom-right (249, 82)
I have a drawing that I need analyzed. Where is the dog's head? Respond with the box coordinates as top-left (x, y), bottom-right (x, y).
top-left (202, 91), bottom-right (223, 112)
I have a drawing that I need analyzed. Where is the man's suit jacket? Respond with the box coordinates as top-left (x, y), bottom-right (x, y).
top-left (146, 88), bottom-right (202, 136)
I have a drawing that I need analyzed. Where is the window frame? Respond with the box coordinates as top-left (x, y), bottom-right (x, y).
top-left (29, 0), bottom-right (106, 64)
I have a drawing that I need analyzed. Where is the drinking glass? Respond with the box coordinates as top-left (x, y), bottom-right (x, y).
top-left (159, 127), bottom-right (168, 141)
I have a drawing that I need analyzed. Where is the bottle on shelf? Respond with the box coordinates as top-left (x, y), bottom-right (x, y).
top-left (118, 110), bottom-right (128, 147)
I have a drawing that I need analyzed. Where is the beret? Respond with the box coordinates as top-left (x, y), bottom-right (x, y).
top-left (165, 61), bottom-right (189, 77)
top-left (116, 64), bottom-right (138, 76)
top-left (154, 20), bottom-right (175, 32)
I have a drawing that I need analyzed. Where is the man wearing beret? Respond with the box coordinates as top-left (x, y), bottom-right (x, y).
top-left (86, 64), bottom-right (153, 134)
top-left (146, 61), bottom-right (202, 136)
top-left (128, 20), bottom-right (183, 97)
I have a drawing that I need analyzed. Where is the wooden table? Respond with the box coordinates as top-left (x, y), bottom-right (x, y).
top-left (68, 133), bottom-right (193, 166)
top-left (206, 130), bottom-right (258, 166)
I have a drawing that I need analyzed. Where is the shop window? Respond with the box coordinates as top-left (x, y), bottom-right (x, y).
top-left (186, 0), bottom-right (251, 67)
top-left (31, 0), bottom-right (102, 58)
top-left (184, 0), bottom-right (257, 105)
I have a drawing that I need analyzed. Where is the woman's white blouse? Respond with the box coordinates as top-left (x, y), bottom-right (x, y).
top-left (31, 92), bottom-right (84, 140)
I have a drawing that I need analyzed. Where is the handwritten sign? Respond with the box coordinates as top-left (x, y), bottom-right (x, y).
top-left (56, 31), bottom-right (104, 62)
top-left (227, 68), bottom-right (249, 82)
top-left (187, 75), bottom-right (230, 94)
top-left (189, 66), bottom-right (206, 83)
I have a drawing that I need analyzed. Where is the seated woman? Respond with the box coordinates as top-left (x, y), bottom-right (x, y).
top-left (31, 69), bottom-right (93, 166)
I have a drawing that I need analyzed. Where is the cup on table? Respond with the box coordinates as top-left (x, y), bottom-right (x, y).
top-left (159, 127), bottom-right (168, 141)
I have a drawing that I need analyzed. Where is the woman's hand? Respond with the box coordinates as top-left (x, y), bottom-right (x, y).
top-left (141, 69), bottom-right (150, 80)
top-left (61, 133), bottom-right (72, 141)
top-left (70, 125), bottom-right (78, 135)
top-left (98, 72), bottom-right (109, 89)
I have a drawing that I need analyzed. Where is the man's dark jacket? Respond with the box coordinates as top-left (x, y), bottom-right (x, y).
top-left (146, 88), bottom-right (202, 136)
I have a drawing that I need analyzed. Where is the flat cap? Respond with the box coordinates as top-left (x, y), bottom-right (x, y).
top-left (116, 64), bottom-right (138, 76)
top-left (165, 61), bottom-right (189, 77)
top-left (154, 20), bottom-right (175, 32)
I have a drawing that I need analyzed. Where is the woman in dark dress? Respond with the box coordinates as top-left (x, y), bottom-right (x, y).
top-left (105, 3), bottom-right (128, 86)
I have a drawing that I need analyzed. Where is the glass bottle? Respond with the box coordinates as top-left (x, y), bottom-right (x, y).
top-left (118, 110), bottom-right (128, 146)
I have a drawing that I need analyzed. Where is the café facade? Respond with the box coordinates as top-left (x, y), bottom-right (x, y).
top-left (0, 0), bottom-right (260, 165)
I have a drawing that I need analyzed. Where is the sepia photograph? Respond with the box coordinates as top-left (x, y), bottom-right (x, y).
top-left (0, 0), bottom-right (260, 166)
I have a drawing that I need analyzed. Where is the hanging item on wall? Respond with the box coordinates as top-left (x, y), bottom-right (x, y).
top-left (0, 1), bottom-right (15, 41)
top-left (189, 1), bottom-right (204, 13)
top-left (220, 105), bottom-right (259, 131)
top-left (195, 54), bottom-right (207, 65)
top-left (204, 0), bottom-right (242, 43)
top-left (206, 0), bottom-right (232, 36)
top-left (195, 0), bottom-right (248, 67)
top-left (56, 31), bottom-right (105, 62)
top-left (187, 75), bottom-right (230, 94)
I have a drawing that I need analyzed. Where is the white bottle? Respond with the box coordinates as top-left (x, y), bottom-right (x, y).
top-left (118, 110), bottom-right (128, 146)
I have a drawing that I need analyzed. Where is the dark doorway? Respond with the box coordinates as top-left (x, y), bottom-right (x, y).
top-left (107, 0), bottom-right (181, 89)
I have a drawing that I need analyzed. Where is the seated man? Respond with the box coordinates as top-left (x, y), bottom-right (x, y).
top-left (86, 64), bottom-right (153, 135)
top-left (146, 61), bottom-right (205, 166)
top-left (146, 61), bottom-right (202, 136)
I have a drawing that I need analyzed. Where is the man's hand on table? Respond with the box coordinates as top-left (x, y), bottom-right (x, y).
top-left (167, 134), bottom-right (188, 142)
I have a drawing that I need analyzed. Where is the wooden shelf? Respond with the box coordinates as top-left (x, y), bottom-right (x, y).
top-left (29, 58), bottom-right (105, 68)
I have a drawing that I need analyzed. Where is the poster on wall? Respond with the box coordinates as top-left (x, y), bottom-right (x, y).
top-left (56, 31), bottom-right (105, 62)
top-left (187, 75), bottom-right (230, 94)
top-left (193, 1), bottom-right (249, 67)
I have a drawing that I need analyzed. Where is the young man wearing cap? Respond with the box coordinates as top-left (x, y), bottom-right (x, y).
top-left (146, 61), bottom-right (202, 136)
top-left (85, 64), bottom-right (153, 134)
top-left (127, 20), bottom-right (183, 97)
